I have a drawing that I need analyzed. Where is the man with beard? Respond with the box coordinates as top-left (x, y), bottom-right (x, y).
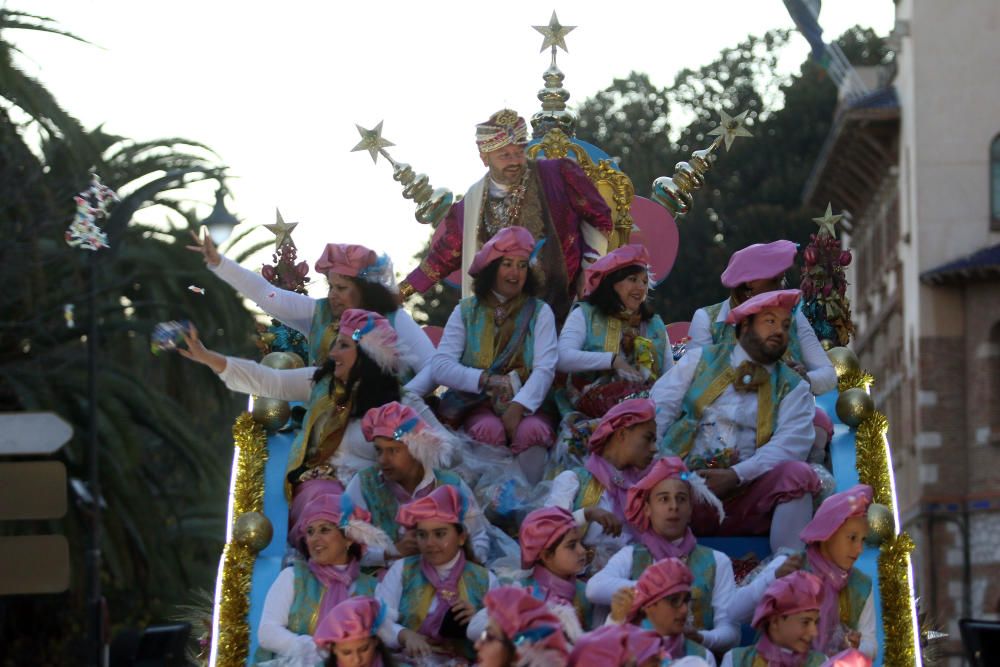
top-left (398, 109), bottom-right (613, 323)
top-left (651, 289), bottom-right (819, 551)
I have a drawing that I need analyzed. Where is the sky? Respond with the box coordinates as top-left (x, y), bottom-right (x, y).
top-left (15, 1), bottom-right (895, 297)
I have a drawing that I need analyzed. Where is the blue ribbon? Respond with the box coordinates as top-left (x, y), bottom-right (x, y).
top-left (338, 493), bottom-right (355, 529)
top-left (352, 313), bottom-right (376, 342)
top-left (393, 417), bottom-right (420, 440)
top-left (513, 625), bottom-right (556, 646)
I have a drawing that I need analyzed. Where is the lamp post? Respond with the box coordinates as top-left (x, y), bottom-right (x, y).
top-left (201, 187), bottom-right (239, 244)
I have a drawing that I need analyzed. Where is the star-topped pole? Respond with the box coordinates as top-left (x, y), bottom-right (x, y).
top-left (351, 121), bottom-right (395, 164)
top-left (533, 11), bottom-right (575, 53)
top-left (264, 209), bottom-right (298, 250)
top-left (707, 109), bottom-right (753, 151)
top-left (812, 203), bottom-right (844, 237)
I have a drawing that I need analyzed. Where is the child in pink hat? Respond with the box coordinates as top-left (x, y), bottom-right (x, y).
top-left (547, 398), bottom-right (658, 569)
top-left (313, 596), bottom-right (395, 667)
top-left (721, 571), bottom-right (828, 667)
top-left (651, 289), bottom-right (821, 553)
top-left (475, 586), bottom-right (569, 667)
top-left (432, 226), bottom-right (559, 485)
top-left (820, 649), bottom-right (872, 667)
top-left (517, 506), bottom-right (593, 631)
top-left (375, 485), bottom-right (497, 660)
top-left (567, 624), bottom-right (663, 667)
top-left (345, 401), bottom-right (489, 567)
top-left (687, 239), bottom-right (836, 396)
top-left (588, 457), bottom-right (739, 654)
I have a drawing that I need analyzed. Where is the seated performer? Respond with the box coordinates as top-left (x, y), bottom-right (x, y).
top-left (312, 597), bottom-right (397, 667)
top-left (720, 571), bottom-right (828, 667)
top-left (732, 485), bottom-right (876, 658)
top-left (588, 457), bottom-right (738, 654)
top-left (652, 289), bottom-right (820, 551)
top-left (547, 398), bottom-right (658, 568)
top-left (376, 485), bottom-right (497, 660)
top-left (432, 226), bottom-right (558, 485)
top-left (474, 586), bottom-right (570, 667)
top-left (607, 557), bottom-right (715, 666)
top-left (399, 108), bottom-right (613, 322)
top-left (567, 624), bottom-right (664, 667)
top-left (347, 401), bottom-right (490, 566)
top-left (188, 233), bottom-right (434, 388)
top-left (256, 493), bottom-right (392, 665)
top-left (557, 244), bottom-right (672, 417)
top-left (688, 240), bottom-right (836, 396)
top-left (518, 507), bottom-right (593, 631)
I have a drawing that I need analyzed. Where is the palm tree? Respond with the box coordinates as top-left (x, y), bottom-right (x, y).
top-left (1, 9), bottom-right (270, 662)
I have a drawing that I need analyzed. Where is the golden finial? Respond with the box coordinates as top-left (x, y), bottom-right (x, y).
top-left (351, 121), bottom-right (395, 164)
top-left (707, 109), bottom-right (753, 151)
top-left (530, 11), bottom-right (577, 139)
top-left (812, 203), bottom-right (844, 237)
top-left (264, 209), bottom-right (298, 250)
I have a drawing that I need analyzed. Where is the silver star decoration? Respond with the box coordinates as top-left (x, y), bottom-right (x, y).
top-left (812, 203), bottom-right (843, 237)
top-left (351, 121), bottom-right (395, 164)
top-left (533, 11), bottom-right (575, 53)
top-left (264, 209), bottom-right (298, 250)
top-left (707, 109), bottom-right (753, 151)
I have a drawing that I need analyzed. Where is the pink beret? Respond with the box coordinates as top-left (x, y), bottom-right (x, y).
top-left (314, 243), bottom-right (377, 279)
top-left (751, 570), bottom-right (825, 629)
top-left (568, 625), bottom-right (632, 666)
top-left (800, 483), bottom-right (873, 544)
top-left (396, 484), bottom-right (464, 529)
top-left (814, 407), bottom-right (834, 438)
top-left (338, 309), bottom-right (401, 373)
top-left (468, 226), bottom-right (536, 276)
top-left (338, 308), bottom-right (393, 342)
top-left (821, 649), bottom-right (873, 667)
top-left (588, 398), bottom-right (656, 453)
top-left (288, 478), bottom-right (344, 542)
top-left (720, 240), bottom-right (797, 288)
top-left (629, 557), bottom-right (694, 620)
top-left (291, 492), bottom-right (374, 549)
top-left (624, 457), bottom-right (691, 531)
top-left (519, 507), bottom-right (577, 569)
top-left (725, 288), bottom-right (802, 325)
top-left (361, 401), bottom-right (425, 441)
top-left (313, 596), bottom-right (382, 646)
top-left (582, 244), bottom-right (651, 297)
top-left (484, 586), bottom-right (568, 656)
top-left (475, 109), bottom-right (528, 153)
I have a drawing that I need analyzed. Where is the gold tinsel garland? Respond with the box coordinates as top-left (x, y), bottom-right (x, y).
top-left (845, 375), bottom-right (920, 666)
top-left (215, 413), bottom-right (269, 667)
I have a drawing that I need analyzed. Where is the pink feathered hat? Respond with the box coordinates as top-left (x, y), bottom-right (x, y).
top-left (720, 240), bottom-right (797, 288)
top-left (519, 507), bottom-right (578, 569)
top-left (313, 596), bottom-right (385, 646)
top-left (582, 244), bottom-right (652, 297)
top-left (751, 570), bottom-right (825, 629)
top-left (468, 226), bottom-right (536, 276)
top-left (588, 398), bottom-right (656, 453)
top-left (291, 492), bottom-right (392, 556)
top-left (361, 401), bottom-right (453, 471)
top-left (395, 484), bottom-right (465, 529)
top-left (484, 586), bottom-right (569, 657)
top-left (624, 457), bottom-right (725, 531)
top-left (629, 557), bottom-right (694, 621)
top-left (800, 483), bottom-right (873, 544)
top-left (338, 308), bottom-right (402, 374)
top-left (314, 243), bottom-right (376, 279)
top-left (725, 288), bottom-right (802, 325)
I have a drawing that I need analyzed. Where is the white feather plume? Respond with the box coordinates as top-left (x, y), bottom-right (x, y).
top-left (516, 645), bottom-right (567, 667)
top-left (402, 428), bottom-right (453, 472)
top-left (546, 602), bottom-right (583, 643)
top-left (686, 472), bottom-right (726, 524)
top-left (358, 326), bottom-right (402, 374)
top-left (345, 519), bottom-right (394, 552)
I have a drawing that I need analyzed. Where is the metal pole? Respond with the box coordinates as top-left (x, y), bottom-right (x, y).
top-left (87, 251), bottom-right (103, 666)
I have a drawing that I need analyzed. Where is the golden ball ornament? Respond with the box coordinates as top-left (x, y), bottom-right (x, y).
top-left (261, 351), bottom-right (304, 370)
top-left (820, 339), bottom-right (835, 351)
top-left (865, 502), bottom-right (895, 546)
top-left (252, 396), bottom-right (290, 432)
top-left (233, 511), bottom-right (273, 552)
top-left (835, 388), bottom-right (874, 428)
top-left (827, 346), bottom-right (860, 378)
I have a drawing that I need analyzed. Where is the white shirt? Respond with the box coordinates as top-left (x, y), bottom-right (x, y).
top-left (209, 255), bottom-right (437, 395)
top-left (731, 554), bottom-right (877, 659)
top-left (586, 544), bottom-right (740, 653)
top-left (344, 469), bottom-right (491, 567)
top-left (557, 306), bottom-right (674, 375)
top-left (431, 298), bottom-right (558, 413)
top-left (651, 344), bottom-right (815, 484)
top-left (376, 552), bottom-right (497, 649)
top-left (547, 469), bottom-right (632, 568)
top-left (688, 301), bottom-right (837, 396)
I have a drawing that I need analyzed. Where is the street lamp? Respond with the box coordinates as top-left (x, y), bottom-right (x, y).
top-left (202, 187), bottom-right (239, 244)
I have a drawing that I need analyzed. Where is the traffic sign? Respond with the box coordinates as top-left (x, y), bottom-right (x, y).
top-left (0, 461), bottom-right (67, 520)
top-left (0, 411), bottom-right (73, 456)
top-left (0, 535), bottom-right (70, 595)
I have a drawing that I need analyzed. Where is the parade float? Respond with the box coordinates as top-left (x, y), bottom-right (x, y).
top-left (204, 14), bottom-right (922, 667)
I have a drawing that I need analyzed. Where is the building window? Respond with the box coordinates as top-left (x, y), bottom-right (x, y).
top-left (992, 134), bottom-right (1000, 230)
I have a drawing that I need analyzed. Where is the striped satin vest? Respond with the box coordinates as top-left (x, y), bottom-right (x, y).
top-left (458, 296), bottom-right (540, 371)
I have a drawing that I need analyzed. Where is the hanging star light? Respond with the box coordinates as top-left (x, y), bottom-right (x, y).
top-left (707, 109), bottom-right (753, 151)
top-left (351, 121), bottom-right (395, 164)
top-left (264, 209), bottom-right (298, 250)
top-left (813, 203), bottom-right (844, 237)
top-left (533, 11), bottom-right (575, 53)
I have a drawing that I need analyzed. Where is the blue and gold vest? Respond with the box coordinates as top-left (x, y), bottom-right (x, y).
top-left (458, 295), bottom-right (541, 373)
top-left (658, 343), bottom-right (802, 461)
top-left (728, 645), bottom-right (826, 667)
top-left (357, 466), bottom-right (465, 538)
top-left (802, 555), bottom-right (872, 632)
top-left (573, 302), bottom-right (669, 381)
top-left (285, 374), bottom-right (340, 498)
top-left (571, 467), bottom-right (605, 512)
top-left (631, 544), bottom-right (717, 632)
top-left (521, 573), bottom-right (594, 630)
top-left (397, 555), bottom-right (490, 640)
top-left (704, 299), bottom-right (804, 365)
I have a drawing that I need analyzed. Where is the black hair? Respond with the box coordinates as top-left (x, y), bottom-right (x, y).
top-left (584, 264), bottom-right (654, 320)
top-left (312, 347), bottom-right (401, 418)
top-left (325, 639), bottom-right (397, 667)
top-left (472, 257), bottom-right (539, 300)
top-left (349, 277), bottom-right (401, 316)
